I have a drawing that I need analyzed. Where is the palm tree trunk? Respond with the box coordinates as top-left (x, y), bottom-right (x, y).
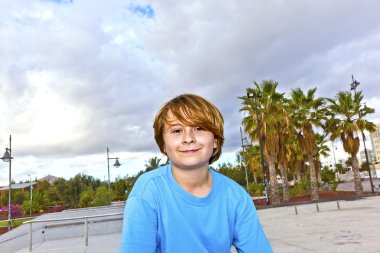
top-left (279, 162), bottom-right (290, 202)
top-left (308, 153), bottom-right (319, 201)
top-left (351, 154), bottom-right (363, 195)
top-left (267, 154), bottom-right (280, 205)
top-left (295, 160), bottom-right (302, 182)
top-left (316, 160), bottom-right (322, 184)
top-left (253, 173), bottom-right (257, 183)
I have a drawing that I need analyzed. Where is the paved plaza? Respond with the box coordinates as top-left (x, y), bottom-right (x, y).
top-left (260, 195), bottom-right (380, 253)
top-left (1, 195), bottom-right (380, 252)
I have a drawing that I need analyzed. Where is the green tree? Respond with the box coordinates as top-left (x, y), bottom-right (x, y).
top-left (241, 80), bottom-right (286, 204)
top-left (92, 186), bottom-right (112, 206)
top-left (326, 91), bottom-right (376, 195)
top-left (21, 199), bottom-right (38, 215)
top-left (113, 177), bottom-right (127, 201)
top-left (244, 145), bottom-right (262, 183)
top-left (217, 162), bottom-right (247, 186)
top-left (290, 87), bottom-right (326, 201)
top-left (145, 156), bottom-right (163, 171)
top-left (32, 190), bottom-right (48, 212)
top-left (314, 133), bottom-right (331, 184)
top-left (335, 163), bottom-right (347, 174)
top-left (79, 188), bottom-right (95, 208)
top-left (288, 134), bottom-right (305, 182)
top-left (13, 190), bottom-right (28, 205)
top-left (321, 166), bottom-right (336, 183)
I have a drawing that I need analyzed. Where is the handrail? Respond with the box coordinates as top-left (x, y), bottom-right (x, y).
top-left (24, 212), bottom-right (123, 252)
top-left (23, 212), bottom-right (123, 224)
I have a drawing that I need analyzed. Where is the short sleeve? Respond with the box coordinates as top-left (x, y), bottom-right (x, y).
top-left (120, 196), bottom-right (158, 253)
top-left (233, 194), bottom-right (273, 253)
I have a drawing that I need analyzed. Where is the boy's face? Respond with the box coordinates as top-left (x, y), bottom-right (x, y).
top-left (163, 110), bottom-right (217, 171)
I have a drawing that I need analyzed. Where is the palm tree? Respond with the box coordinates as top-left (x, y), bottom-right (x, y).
top-left (244, 145), bottom-right (262, 183)
top-left (240, 80), bottom-right (286, 205)
top-left (314, 133), bottom-right (331, 184)
top-left (288, 134), bottom-right (305, 182)
top-left (326, 91), bottom-right (376, 195)
top-left (277, 99), bottom-right (292, 202)
top-left (145, 156), bottom-right (163, 172)
top-left (290, 87), bottom-right (326, 201)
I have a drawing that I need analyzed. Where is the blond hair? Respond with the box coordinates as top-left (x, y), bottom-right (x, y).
top-left (153, 94), bottom-right (224, 164)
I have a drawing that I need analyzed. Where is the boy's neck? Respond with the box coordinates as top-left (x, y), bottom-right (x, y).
top-left (171, 165), bottom-right (212, 198)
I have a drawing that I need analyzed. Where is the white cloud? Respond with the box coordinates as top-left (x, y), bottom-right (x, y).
top-left (1, 0), bottom-right (380, 185)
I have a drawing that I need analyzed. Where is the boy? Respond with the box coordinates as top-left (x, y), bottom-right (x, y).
top-left (120, 94), bottom-right (272, 253)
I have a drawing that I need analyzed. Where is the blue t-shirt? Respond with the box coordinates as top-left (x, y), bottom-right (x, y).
top-left (120, 164), bottom-right (272, 253)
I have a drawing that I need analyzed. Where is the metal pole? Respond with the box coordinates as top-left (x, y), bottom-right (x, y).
top-left (331, 141), bottom-right (337, 168)
top-left (29, 222), bottom-right (32, 252)
top-left (84, 217), bottom-right (88, 246)
top-left (8, 135), bottom-right (12, 231)
top-left (107, 147), bottom-right (110, 190)
top-left (350, 76), bottom-right (375, 192)
top-left (361, 131), bottom-right (375, 192)
top-left (28, 175), bottom-right (32, 216)
top-left (240, 127), bottom-right (250, 190)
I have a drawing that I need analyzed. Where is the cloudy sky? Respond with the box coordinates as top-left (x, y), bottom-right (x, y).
top-left (1, 0), bottom-right (380, 186)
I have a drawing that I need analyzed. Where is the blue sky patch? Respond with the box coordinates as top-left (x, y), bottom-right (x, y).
top-left (40, 0), bottom-right (73, 4)
top-left (129, 4), bottom-right (155, 18)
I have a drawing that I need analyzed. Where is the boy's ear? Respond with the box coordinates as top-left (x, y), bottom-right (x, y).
top-left (213, 138), bottom-right (218, 149)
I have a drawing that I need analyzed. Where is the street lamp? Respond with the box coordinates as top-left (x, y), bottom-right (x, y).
top-left (331, 141), bottom-right (337, 168)
top-left (350, 75), bottom-right (375, 192)
top-left (247, 91), bottom-right (270, 205)
top-left (1, 135), bottom-right (13, 231)
top-left (28, 174), bottom-right (33, 216)
top-left (106, 147), bottom-right (121, 190)
top-left (240, 127), bottom-right (251, 190)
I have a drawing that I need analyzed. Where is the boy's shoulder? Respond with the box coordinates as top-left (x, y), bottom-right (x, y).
top-left (129, 165), bottom-right (168, 197)
top-left (212, 169), bottom-right (247, 194)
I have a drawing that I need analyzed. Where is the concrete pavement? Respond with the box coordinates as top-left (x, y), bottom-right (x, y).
top-left (2, 196), bottom-right (380, 253)
top-left (261, 195), bottom-right (380, 253)
top-left (336, 178), bottom-right (380, 192)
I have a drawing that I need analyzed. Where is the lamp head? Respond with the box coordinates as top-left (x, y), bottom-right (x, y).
top-left (113, 158), bottom-right (121, 168)
top-left (247, 91), bottom-right (262, 99)
top-left (1, 148), bottom-right (12, 162)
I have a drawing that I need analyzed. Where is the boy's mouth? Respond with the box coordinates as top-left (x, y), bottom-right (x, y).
top-left (180, 149), bottom-right (200, 154)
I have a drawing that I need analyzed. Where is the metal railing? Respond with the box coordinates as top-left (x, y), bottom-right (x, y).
top-left (23, 212), bottom-right (123, 252)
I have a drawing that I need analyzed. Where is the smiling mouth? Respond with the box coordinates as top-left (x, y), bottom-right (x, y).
top-left (180, 149), bottom-right (200, 154)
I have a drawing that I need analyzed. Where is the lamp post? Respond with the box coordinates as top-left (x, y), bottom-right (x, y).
top-left (240, 127), bottom-right (251, 190)
top-left (247, 91), bottom-right (270, 205)
top-left (28, 174), bottom-right (32, 216)
top-left (1, 135), bottom-right (13, 231)
top-left (331, 141), bottom-right (337, 168)
top-left (350, 75), bottom-right (375, 192)
top-left (106, 147), bottom-right (121, 190)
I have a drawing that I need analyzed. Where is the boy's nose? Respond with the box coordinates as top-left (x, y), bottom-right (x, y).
top-left (182, 128), bottom-right (196, 144)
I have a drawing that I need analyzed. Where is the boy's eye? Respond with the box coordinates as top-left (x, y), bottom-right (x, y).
top-left (194, 127), bottom-right (204, 132)
top-left (171, 128), bottom-right (182, 134)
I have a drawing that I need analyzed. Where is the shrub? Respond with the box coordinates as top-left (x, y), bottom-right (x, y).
top-left (92, 186), bottom-right (112, 206)
top-left (21, 200), bottom-right (40, 215)
top-left (321, 167), bottom-right (336, 183)
top-left (330, 180), bottom-right (342, 191)
top-left (79, 188), bottom-right (95, 208)
top-left (0, 204), bottom-right (22, 217)
top-left (247, 182), bottom-right (265, 196)
top-left (289, 179), bottom-right (310, 196)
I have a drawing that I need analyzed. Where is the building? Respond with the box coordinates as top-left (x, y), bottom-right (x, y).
top-left (0, 175), bottom-right (60, 200)
top-left (0, 182), bottom-right (37, 200)
top-left (370, 123), bottom-right (380, 162)
top-left (38, 175), bottom-right (60, 184)
top-left (359, 149), bottom-right (375, 166)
